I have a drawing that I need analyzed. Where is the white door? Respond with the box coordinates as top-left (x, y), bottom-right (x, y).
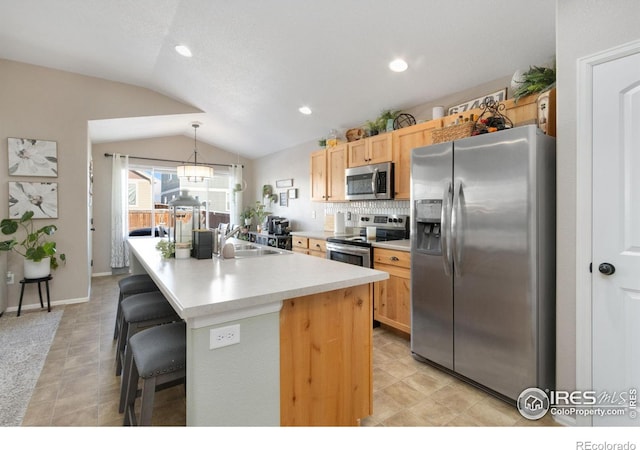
top-left (592, 50), bottom-right (640, 426)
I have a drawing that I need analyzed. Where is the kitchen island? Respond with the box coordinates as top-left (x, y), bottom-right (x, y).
top-left (127, 237), bottom-right (388, 426)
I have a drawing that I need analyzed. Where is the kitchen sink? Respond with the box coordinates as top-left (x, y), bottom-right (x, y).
top-left (233, 243), bottom-right (260, 251)
top-left (235, 244), bottom-right (288, 258)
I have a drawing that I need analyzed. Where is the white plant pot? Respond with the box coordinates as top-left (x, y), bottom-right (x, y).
top-left (24, 257), bottom-right (51, 279)
top-left (175, 247), bottom-right (191, 259)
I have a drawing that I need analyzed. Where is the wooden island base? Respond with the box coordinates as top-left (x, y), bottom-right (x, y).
top-left (280, 283), bottom-right (372, 426)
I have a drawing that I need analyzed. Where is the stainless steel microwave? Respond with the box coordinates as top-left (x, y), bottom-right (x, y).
top-left (345, 162), bottom-right (394, 200)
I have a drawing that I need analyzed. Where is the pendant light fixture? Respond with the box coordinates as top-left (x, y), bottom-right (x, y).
top-left (177, 123), bottom-right (214, 182)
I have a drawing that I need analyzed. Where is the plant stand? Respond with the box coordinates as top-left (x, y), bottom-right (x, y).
top-left (17, 275), bottom-right (52, 317)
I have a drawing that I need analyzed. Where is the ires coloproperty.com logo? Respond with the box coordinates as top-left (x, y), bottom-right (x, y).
top-left (517, 387), bottom-right (638, 421)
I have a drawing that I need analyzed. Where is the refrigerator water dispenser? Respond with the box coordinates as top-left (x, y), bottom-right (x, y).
top-left (415, 199), bottom-right (442, 255)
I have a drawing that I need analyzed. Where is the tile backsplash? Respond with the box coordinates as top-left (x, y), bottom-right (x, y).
top-left (324, 200), bottom-right (410, 228)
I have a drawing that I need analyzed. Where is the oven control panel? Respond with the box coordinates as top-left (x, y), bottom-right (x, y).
top-left (358, 214), bottom-right (408, 229)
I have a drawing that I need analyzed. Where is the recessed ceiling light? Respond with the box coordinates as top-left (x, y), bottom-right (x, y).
top-left (389, 58), bottom-right (408, 72)
top-left (299, 106), bottom-right (312, 115)
top-left (175, 45), bottom-right (192, 57)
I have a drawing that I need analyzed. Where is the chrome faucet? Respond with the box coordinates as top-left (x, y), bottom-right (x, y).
top-left (224, 225), bottom-right (242, 239)
top-left (217, 225), bottom-right (242, 259)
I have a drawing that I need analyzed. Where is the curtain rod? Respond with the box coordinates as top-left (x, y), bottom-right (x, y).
top-left (103, 153), bottom-right (243, 168)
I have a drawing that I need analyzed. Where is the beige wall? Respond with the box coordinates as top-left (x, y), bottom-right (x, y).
top-left (555, 0), bottom-right (640, 396)
top-left (0, 59), bottom-right (200, 309)
top-left (92, 136), bottom-right (252, 274)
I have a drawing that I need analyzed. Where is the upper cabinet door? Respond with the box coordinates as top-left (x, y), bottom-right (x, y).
top-left (310, 149), bottom-right (327, 201)
top-left (347, 133), bottom-right (393, 167)
top-left (327, 143), bottom-right (348, 201)
top-left (347, 139), bottom-right (368, 167)
top-left (392, 119), bottom-right (442, 199)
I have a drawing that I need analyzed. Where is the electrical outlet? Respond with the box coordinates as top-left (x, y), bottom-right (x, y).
top-left (311, 210), bottom-right (316, 219)
top-left (210, 324), bottom-right (240, 349)
top-left (6, 271), bottom-right (14, 285)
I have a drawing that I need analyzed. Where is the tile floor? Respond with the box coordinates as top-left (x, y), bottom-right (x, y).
top-left (21, 274), bottom-right (559, 427)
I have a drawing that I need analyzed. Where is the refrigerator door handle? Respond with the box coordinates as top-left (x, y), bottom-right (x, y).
top-left (451, 181), bottom-right (464, 277)
top-left (441, 182), bottom-right (453, 276)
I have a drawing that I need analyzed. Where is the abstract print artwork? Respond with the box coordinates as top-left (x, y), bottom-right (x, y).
top-left (9, 181), bottom-right (58, 219)
top-left (8, 137), bottom-right (58, 177)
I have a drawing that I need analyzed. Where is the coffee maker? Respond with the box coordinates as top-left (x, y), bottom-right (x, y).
top-left (267, 216), bottom-right (290, 235)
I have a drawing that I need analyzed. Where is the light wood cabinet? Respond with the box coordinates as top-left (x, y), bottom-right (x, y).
top-left (347, 133), bottom-right (392, 167)
top-left (280, 283), bottom-right (372, 426)
top-left (392, 118), bottom-right (442, 199)
top-left (310, 143), bottom-right (347, 202)
top-left (308, 238), bottom-right (327, 258)
top-left (373, 247), bottom-right (411, 334)
top-left (291, 236), bottom-right (326, 258)
top-left (292, 236), bottom-right (310, 255)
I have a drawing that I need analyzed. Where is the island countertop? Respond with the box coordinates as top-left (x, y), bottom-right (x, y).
top-left (127, 237), bottom-right (388, 325)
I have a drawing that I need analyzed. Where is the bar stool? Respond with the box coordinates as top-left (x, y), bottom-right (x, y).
top-left (113, 274), bottom-right (159, 340)
top-left (121, 321), bottom-right (186, 426)
top-left (115, 291), bottom-right (180, 376)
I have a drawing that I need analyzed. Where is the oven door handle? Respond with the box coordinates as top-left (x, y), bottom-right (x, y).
top-left (326, 243), bottom-right (371, 255)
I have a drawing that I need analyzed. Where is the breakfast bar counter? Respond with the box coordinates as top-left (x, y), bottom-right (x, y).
top-left (127, 237), bottom-right (388, 426)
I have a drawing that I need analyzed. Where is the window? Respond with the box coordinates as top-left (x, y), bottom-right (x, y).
top-left (126, 164), bottom-right (230, 237)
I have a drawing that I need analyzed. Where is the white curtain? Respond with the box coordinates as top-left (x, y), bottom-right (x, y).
top-left (228, 164), bottom-right (243, 227)
top-left (111, 154), bottom-right (130, 268)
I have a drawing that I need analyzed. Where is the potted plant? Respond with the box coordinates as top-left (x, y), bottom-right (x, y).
top-left (512, 64), bottom-right (556, 102)
top-left (252, 201), bottom-right (270, 233)
top-left (0, 210), bottom-right (66, 278)
top-left (155, 239), bottom-right (175, 259)
top-left (240, 206), bottom-right (254, 226)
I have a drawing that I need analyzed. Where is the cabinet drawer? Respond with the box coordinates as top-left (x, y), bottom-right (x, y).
top-left (293, 248), bottom-right (310, 255)
top-left (308, 238), bottom-right (327, 253)
top-left (292, 236), bottom-right (309, 249)
top-left (373, 248), bottom-right (410, 269)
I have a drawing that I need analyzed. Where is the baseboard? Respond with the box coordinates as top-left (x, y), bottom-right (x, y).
top-left (3, 296), bottom-right (90, 314)
top-left (91, 272), bottom-right (115, 277)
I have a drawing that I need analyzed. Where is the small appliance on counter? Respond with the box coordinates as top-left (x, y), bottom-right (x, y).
top-left (267, 216), bottom-right (291, 235)
top-left (191, 229), bottom-right (213, 259)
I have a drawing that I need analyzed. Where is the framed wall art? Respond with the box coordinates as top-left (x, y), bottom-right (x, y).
top-left (276, 178), bottom-right (293, 188)
top-left (279, 192), bottom-right (288, 207)
top-left (8, 181), bottom-right (58, 219)
top-left (7, 137), bottom-right (58, 177)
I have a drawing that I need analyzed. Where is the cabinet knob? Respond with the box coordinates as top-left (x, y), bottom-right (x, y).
top-left (390, 256), bottom-right (400, 261)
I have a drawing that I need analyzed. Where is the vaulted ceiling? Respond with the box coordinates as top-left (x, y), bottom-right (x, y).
top-left (0, 0), bottom-right (556, 159)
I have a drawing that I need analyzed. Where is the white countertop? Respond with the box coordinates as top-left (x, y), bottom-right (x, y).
top-left (290, 230), bottom-right (352, 239)
top-left (372, 239), bottom-right (411, 252)
top-left (127, 238), bottom-right (388, 325)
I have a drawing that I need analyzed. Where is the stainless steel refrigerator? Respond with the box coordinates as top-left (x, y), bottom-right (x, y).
top-left (410, 125), bottom-right (555, 402)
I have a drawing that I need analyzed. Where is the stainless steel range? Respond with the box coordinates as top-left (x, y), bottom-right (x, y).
top-left (326, 214), bottom-right (409, 267)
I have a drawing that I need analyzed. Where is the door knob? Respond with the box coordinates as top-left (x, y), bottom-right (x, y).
top-left (598, 262), bottom-right (616, 275)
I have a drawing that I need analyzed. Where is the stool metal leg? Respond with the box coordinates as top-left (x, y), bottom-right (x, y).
top-left (45, 279), bottom-right (51, 312)
top-left (37, 281), bottom-right (44, 308)
top-left (17, 282), bottom-right (26, 317)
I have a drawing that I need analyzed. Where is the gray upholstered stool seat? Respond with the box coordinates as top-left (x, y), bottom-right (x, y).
top-left (113, 274), bottom-right (159, 340)
top-left (115, 291), bottom-right (180, 376)
top-left (122, 321), bottom-right (186, 426)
